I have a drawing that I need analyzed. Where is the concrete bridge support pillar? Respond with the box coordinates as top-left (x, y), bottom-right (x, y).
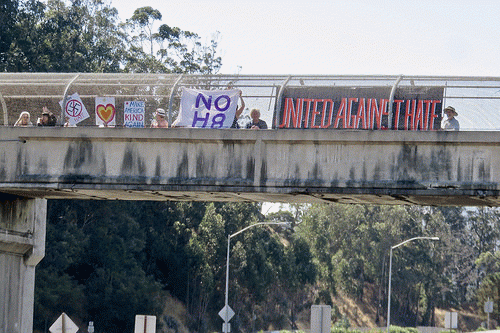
top-left (0, 195), bottom-right (47, 333)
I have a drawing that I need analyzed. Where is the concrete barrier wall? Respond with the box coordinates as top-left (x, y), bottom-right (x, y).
top-left (0, 196), bottom-right (46, 333)
top-left (1, 127), bottom-right (500, 205)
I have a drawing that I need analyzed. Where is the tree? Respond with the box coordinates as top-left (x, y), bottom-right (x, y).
top-left (127, 6), bottom-right (162, 56)
top-left (1, 1), bottom-right (221, 74)
top-left (34, 198), bottom-right (500, 332)
top-left (229, 224), bottom-right (290, 330)
top-left (186, 204), bottom-right (227, 332)
top-left (122, 6), bottom-right (222, 74)
top-left (0, 0), bottom-right (19, 60)
top-left (280, 236), bottom-right (316, 329)
top-left (475, 250), bottom-right (500, 323)
top-left (466, 208), bottom-right (500, 255)
top-left (34, 200), bottom-right (164, 333)
top-left (34, 202), bottom-right (87, 331)
top-left (1, 0), bottom-right (44, 71)
top-left (80, 0), bottom-right (127, 72)
top-left (1, 0), bottom-right (126, 72)
top-left (476, 271), bottom-right (500, 323)
top-left (297, 204), bottom-right (448, 327)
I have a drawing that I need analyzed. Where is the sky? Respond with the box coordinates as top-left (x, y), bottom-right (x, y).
top-left (113, 0), bottom-right (500, 76)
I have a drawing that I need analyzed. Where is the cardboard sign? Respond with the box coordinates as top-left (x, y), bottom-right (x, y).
top-left (59, 93), bottom-right (90, 125)
top-left (95, 97), bottom-right (116, 127)
top-left (124, 101), bottom-right (145, 128)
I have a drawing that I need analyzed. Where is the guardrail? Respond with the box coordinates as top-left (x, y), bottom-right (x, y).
top-left (2, 73), bottom-right (500, 130)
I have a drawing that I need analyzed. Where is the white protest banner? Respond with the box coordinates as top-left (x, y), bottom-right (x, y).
top-left (59, 93), bottom-right (90, 125)
top-left (175, 88), bottom-right (239, 128)
top-left (95, 97), bottom-right (116, 127)
top-left (124, 101), bottom-right (145, 128)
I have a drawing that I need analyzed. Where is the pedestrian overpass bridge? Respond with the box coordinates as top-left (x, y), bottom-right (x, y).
top-left (2, 73), bottom-right (500, 332)
top-left (2, 126), bottom-right (500, 206)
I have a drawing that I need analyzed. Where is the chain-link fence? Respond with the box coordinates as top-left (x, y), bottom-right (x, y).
top-left (2, 73), bottom-right (500, 130)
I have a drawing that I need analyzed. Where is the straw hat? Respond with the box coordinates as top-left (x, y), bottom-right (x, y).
top-left (444, 106), bottom-right (458, 116)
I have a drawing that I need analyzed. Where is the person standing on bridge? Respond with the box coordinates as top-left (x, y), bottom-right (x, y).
top-left (246, 108), bottom-right (268, 129)
top-left (63, 116), bottom-right (77, 127)
top-left (151, 108), bottom-right (168, 128)
top-left (441, 106), bottom-right (459, 131)
top-left (231, 90), bottom-right (245, 128)
top-left (37, 107), bottom-right (57, 126)
top-left (14, 111), bottom-right (33, 127)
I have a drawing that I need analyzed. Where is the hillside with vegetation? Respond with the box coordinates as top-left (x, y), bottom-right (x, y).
top-left (33, 201), bottom-right (499, 333)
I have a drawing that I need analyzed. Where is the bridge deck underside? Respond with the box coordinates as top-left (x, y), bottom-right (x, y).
top-left (1, 186), bottom-right (499, 206)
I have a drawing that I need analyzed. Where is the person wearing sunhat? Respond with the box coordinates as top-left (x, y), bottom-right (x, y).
top-left (14, 111), bottom-right (34, 127)
top-left (151, 108), bottom-right (168, 128)
top-left (441, 106), bottom-right (459, 131)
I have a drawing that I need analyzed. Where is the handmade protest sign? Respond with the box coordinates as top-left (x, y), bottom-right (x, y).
top-left (59, 92), bottom-right (90, 125)
top-left (174, 88), bottom-right (239, 128)
top-left (124, 101), bottom-right (145, 128)
top-left (275, 86), bottom-right (444, 130)
top-left (95, 97), bottom-right (116, 127)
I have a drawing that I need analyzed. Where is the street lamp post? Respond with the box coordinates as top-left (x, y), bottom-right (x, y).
top-left (223, 222), bottom-right (289, 333)
top-left (386, 236), bottom-right (439, 333)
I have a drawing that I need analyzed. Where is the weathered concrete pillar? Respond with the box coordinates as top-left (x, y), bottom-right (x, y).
top-left (0, 195), bottom-right (47, 333)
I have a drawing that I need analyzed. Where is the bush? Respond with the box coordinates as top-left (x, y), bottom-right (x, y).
top-left (333, 315), bottom-right (350, 329)
top-left (330, 328), bottom-right (377, 333)
top-left (387, 325), bottom-right (419, 333)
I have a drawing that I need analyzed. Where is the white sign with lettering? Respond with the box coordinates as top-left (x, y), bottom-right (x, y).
top-left (174, 88), bottom-right (239, 128)
top-left (124, 101), bottom-right (145, 128)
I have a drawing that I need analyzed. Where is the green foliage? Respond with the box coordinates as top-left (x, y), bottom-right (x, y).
top-left (298, 204), bottom-right (453, 327)
top-left (331, 323), bottom-right (378, 333)
top-left (466, 208), bottom-right (500, 255)
top-left (34, 267), bottom-right (86, 329)
top-left (387, 326), bottom-right (419, 333)
top-left (127, 6), bottom-right (162, 56)
top-left (0, 0), bottom-right (18, 57)
top-left (32, 199), bottom-right (500, 332)
top-left (333, 315), bottom-right (351, 329)
top-left (331, 328), bottom-right (348, 333)
top-left (36, 200), bottom-right (164, 333)
top-left (1, 1), bottom-right (221, 73)
top-left (476, 327), bottom-right (488, 331)
top-left (476, 271), bottom-right (500, 318)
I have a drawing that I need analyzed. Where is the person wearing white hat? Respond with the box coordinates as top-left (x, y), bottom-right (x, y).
top-left (441, 106), bottom-right (459, 131)
top-left (14, 111), bottom-right (34, 127)
top-left (151, 108), bottom-right (168, 128)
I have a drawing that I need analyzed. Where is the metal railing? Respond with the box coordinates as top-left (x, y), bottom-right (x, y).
top-left (2, 73), bottom-right (500, 130)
